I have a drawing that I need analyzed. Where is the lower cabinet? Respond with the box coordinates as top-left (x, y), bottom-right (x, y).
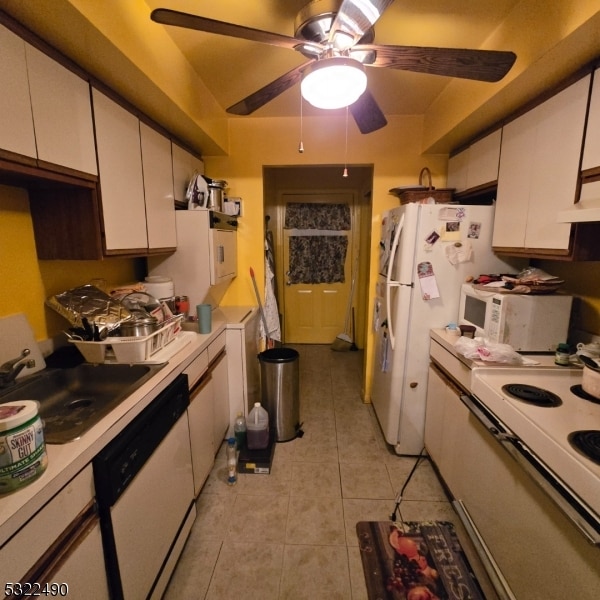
top-left (188, 371), bottom-right (215, 496)
top-left (185, 341), bottom-right (230, 497)
top-left (0, 465), bottom-right (109, 598)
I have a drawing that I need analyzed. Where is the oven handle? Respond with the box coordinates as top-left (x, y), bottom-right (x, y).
top-left (459, 393), bottom-right (600, 546)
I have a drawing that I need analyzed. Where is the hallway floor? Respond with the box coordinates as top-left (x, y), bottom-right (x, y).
top-left (164, 345), bottom-right (497, 599)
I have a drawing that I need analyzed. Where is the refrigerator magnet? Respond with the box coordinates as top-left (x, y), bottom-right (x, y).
top-left (417, 261), bottom-right (440, 300)
top-left (440, 221), bottom-right (462, 242)
top-left (438, 206), bottom-right (466, 221)
top-left (467, 222), bottom-right (482, 239)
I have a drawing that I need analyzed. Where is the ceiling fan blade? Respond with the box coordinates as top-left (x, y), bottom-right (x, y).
top-left (349, 89), bottom-right (388, 134)
top-left (329, 0), bottom-right (394, 48)
top-left (151, 8), bottom-right (301, 50)
top-left (227, 63), bottom-right (309, 115)
top-left (355, 44), bottom-right (516, 82)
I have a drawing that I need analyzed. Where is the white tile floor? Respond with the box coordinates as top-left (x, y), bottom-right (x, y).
top-left (164, 345), bottom-right (497, 599)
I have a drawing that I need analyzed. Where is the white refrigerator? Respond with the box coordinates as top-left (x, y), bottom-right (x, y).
top-left (371, 203), bottom-right (520, 455)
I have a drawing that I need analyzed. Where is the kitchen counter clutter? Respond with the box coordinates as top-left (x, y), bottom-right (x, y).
top-left (0, 310), bottom-right (228, 550)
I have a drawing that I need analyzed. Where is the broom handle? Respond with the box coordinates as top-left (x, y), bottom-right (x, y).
top-left (344, 256), bottom-right (359, 333)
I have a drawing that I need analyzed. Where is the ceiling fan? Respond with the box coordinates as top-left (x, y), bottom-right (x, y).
top-left (151, 0), bottom-right (516, 134)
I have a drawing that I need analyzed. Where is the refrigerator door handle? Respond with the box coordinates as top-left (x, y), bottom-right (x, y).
top-left (385, 213), bottom-right (404, 350)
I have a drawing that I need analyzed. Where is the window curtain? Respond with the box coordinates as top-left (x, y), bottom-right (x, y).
top-left (284, 203), bottom-right (351, 230)
top-left (288, 235), bottom-right (348, 284)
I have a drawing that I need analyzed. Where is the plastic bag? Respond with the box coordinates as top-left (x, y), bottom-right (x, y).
top-left (454, 336), bottom-right (525, 364)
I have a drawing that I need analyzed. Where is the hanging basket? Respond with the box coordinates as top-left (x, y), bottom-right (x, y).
top-left (389, 167), bottom-right (455, 204)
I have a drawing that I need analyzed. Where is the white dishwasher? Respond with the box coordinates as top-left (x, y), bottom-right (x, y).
top-left (93, 375), bottom-right (195, 600)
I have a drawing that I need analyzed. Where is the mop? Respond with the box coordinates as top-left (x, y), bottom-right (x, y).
top-left (332, 255), bottom-right (358, 352)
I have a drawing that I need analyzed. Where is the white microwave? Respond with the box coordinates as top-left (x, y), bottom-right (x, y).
top-left (458, 283), bottom-right (573, 352)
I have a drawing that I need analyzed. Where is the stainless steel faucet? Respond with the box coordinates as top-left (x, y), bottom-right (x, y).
top-left (0, 349), bottom-right (36, 387)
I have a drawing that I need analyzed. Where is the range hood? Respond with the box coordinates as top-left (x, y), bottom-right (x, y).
top-left (557, 180), bottom-right (600, 222)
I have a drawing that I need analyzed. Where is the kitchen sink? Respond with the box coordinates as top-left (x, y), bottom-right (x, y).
top-left (0, 363), bottom-right (165, 444)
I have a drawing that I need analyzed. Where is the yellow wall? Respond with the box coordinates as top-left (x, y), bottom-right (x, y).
top-left (0, 185), bottom-right (138, 341)
top-left (205, 114), bottom-right (448, 398)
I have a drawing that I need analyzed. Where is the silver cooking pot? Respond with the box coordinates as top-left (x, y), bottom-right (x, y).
top-left (206, 180), bottom-right (227, 211)
top-left (119, 313), bottom-right (159, 337)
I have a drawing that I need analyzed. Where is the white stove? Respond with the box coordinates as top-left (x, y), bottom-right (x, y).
top-left (472, 367), bottom-right (600, 537)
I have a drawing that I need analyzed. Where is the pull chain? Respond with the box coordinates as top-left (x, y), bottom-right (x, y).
top-left (298, 91), bottom-right (304, 153)
top-left (343, 106), bottom-right (349, 177)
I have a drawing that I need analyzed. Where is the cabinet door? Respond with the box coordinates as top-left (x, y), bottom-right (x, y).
top-left (0, 24), bottom-right (36, 158)
top-left (525, 75), bottom-right (589, 249)
top-left (493, 108), bottom-right (537, 248)
top-left (446, 149), bottom-right (468, 192)
top-left (466, 129), bottom-right (501, 189)
top-left (172, 142), bottom-right (204, 203)
top-left (140, 123), bottom-right (176, 249)
top-left (26, 44), bottom-right (97, 175)
top-left (51, 519), bottom-right (109, 600)
top-left (582, 68), bottom-right (600, 171)
top-left (188, 375), bottom-right (215, 496)
top-left (92, 88), bottom-right (147, 251)
top-left (212, 352), bottom-right (230, 452)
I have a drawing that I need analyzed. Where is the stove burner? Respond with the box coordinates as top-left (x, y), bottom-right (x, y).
top-left (568, 430), bottom-right (600, 465)
top-left (501, 383), bottom-right (562, 407)
top-left (570, 385), bottom-right (600, 405)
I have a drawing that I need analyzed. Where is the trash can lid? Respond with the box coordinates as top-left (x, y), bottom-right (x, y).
top-left (259, 347), bottom-right (299, 363)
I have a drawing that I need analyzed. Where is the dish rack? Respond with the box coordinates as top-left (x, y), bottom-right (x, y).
top-left (70, 315), bottom-right (183, 363)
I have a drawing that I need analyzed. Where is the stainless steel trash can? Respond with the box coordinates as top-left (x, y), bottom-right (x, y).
top-left (259, 348), bottom-right (300, 442)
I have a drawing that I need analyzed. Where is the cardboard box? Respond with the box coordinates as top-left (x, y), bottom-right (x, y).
top-left (237, 432), bottom-right (276, 474)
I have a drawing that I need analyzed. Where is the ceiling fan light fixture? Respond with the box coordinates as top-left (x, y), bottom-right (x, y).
top-left (301, 57), bottom-right (367, 109)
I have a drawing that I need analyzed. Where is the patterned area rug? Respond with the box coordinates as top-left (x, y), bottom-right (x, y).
top-left (356, 521), bottom-right (485, 600)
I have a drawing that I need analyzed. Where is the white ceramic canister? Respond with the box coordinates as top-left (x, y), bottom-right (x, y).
top-left (143, 276), bottom-right (174, 299)
top-left (0, 401), bottom-right (47, 494)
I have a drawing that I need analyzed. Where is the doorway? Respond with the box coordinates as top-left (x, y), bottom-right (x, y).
top-left (263, 165), bottom-right (373, 347)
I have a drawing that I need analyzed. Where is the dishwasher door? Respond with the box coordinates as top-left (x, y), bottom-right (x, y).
top-left (110, 413), bottom-right (194, 599)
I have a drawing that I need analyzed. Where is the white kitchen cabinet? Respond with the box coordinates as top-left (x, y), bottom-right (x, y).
top-left (93, 88), bottom-right (148, 252)
top-left (493, 75), bottom-right (590, 252)
top-left (424, 365), bottom-right (468, 498)
top-left (140, 122), bottom-right (177, 249)
top-left (26, 44), bottom-right (97, 175)
top-left (211, 350), bottom-right (230, 450)
top-left (172, 142), bottom-right (204, 204)
top-left (188, 372), bottom-right (215, 496)
top-left (0, 24), bottom-right (36, 159)
top-left (0, 465), bottom-right (108, 595)
top-left (447, 129), bottom-right (501, 193)
top-left (93, 88), bottom-right (177, 254)
top-left (582, 68), bottom-right (600, 171)
top-left (0, 23), bottom-right (96, 176)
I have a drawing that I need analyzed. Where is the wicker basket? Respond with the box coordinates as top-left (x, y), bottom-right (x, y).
top-left (389, 167), bottom-right (455, 204)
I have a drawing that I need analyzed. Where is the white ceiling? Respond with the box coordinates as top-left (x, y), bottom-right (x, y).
top-left (143, 0), bottom-right (522, 120)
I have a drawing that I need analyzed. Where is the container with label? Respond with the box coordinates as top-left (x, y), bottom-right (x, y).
top-left (0, 401), bottom-right (47, 494)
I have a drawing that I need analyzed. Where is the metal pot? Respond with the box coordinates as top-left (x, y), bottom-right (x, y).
top-left (119, 314), bottom-right (159, 337)
top-left (206, 180), bottom-right (227, 211)
top-left (581, 356), bottom-right (600, 398)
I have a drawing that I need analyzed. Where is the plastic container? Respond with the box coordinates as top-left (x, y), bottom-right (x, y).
top-left (233, 412), bottom-right (247, 451)
top-left (555, 343), bottom-right (571, 366)
top-left (246, 402), bottom-right (269, 450)
top-left (0, 401), bottom-right (48, 494)
top-left (143, 276), bottom-right (174, 299)
top-left (226, 437), bottom-right (237, 485)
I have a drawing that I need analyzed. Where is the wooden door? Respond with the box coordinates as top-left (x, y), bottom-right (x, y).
top-left (282, 192), bottom-right (356, 344)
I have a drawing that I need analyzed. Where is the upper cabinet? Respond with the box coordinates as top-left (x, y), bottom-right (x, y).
top-left (447, 129), bottom-right (502, 194)
top-left (172, 142), bottom-right (204, 204)
top-left (492, 75), bottom-right (594, 257)
top-left (0, 23), bottom-right (96, 176)
top-left (92, 89), bottom-right (176, 254)
top-left (0, 24), bottom-right (36, 159)
top-left (582, 68), bottom-right (600, 173)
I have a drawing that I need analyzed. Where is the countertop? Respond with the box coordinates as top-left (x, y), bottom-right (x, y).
top-left (0, 311), bottom-right (232, 546)
top-left (429, 328), bottom-right (572, 369)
